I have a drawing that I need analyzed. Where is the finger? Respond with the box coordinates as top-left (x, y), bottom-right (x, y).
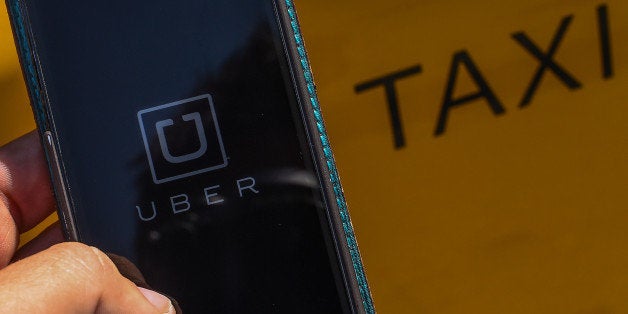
top-left (0, 242), bottom-right (174, 313)
top-left (0, 131), bottom-right (55, 265)
top-left (108, 253), bottom-right (183, 313)
top-left (0, 131), bottom-right (55, 231)
top-left (12, 222), bottom-right (63, 262)
top-left (108, 253), bottom-right (149, 287)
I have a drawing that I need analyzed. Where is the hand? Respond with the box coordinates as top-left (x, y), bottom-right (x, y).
top-left (0, 131), bottom-right (175, 313)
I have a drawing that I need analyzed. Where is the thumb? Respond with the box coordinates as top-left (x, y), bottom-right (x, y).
top-left (0, 242), bottom-right (174, 313)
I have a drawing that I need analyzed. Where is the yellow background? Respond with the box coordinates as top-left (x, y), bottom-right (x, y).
top-left (3, 1), bottom-right (628, 313)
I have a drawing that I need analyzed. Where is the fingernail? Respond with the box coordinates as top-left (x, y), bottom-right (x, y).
top-left (138, 287), bottom-right (175, 314)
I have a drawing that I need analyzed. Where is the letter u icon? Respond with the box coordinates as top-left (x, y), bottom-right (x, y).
top-left (155, 112), bottom-right (208, 164)
top-left (136, 202), bottom-right (157, 221)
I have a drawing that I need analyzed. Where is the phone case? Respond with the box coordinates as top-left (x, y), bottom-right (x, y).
top-left (6, 0), bottom-right (375, 312)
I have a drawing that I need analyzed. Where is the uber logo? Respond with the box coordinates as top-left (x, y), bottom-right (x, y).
top-left (137, 94), bottom-right (227, 184)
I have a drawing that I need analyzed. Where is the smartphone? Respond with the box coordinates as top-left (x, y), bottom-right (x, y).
top-left (6, 0), bottom-right (375, 312)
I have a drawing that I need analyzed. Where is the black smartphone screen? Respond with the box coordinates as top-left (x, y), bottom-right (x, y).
top-left (23, 0), bottom-right (349, 312)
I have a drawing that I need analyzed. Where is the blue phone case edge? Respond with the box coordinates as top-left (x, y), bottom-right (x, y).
top-left (283, 1), bottom-right (375, 312)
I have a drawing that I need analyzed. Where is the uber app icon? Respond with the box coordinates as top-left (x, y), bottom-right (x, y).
top-left (137, 94), bottom-right (227, 184)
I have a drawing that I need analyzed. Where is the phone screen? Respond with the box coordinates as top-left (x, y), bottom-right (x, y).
top-left (24, 0), bottom-right (349, 312)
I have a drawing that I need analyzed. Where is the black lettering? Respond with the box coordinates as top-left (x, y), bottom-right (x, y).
top-left (513, 15), bottom-right (582, 108)
top-left (355, 65), bottom-right (422, 149)
top-left (597, 4), bottom-right (613, 79)
top-left (434, 50), bottom-right (505, 136)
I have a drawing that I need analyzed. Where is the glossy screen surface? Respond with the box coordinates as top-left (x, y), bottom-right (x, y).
top-left (23, 0), bottom-right (347, 312)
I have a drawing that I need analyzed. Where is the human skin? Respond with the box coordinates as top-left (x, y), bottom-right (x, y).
top-left (0, 131), bottom-right (174, 313)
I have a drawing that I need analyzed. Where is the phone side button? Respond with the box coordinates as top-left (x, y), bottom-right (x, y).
top-left (43, 131), bottom-right (79, 241)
